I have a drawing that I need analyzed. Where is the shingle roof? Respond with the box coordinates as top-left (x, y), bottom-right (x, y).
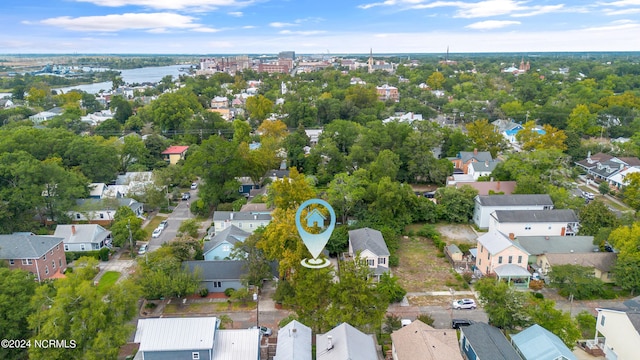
top-left (390, 320), bottom-right (463, 360)
top-left (203, 225), bottom-right (250, 254)
top-left (461, 322), bottom-right (521, 360)
top-left (135, 317), bottom-right (218, 352)
top-left (0, 234), bottom-right (64, 259)
top-left (459, 151), bottom-right (493, 163)
top-left (213, 211), bottom-right (272, 222)
top-left (470, 160), bottom-right (501, 173)
top-left (477, 232), bottom-right (529, 256)
top-left (161, 145), bottom-right (189, 155)
top-left (492, 209), bottom-right (578, 223)
top-left (511, 324), bottom-right (576, 360)
top-left (316, 323), bottom-right (378, 360)
top-left (545, 252), bottom-right (617, 272)
top-left (515, 236), bottom-right (596, 255)
top-left (349, 228), bottom-right (390, 256)
top-left (476, 194), bottom-right (553, 207)
top-left (274, 320), bottom-right (312, 360)
top-left (53, 224), bottom-right (111, 244)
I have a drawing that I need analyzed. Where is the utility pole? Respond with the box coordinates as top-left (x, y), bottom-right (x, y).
top-left (127, 219), bottom-right (133, 255)
top-left (253, 292), bottom-right (259, 327)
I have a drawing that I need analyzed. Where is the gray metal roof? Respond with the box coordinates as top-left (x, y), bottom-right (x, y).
top-left (212, 329), bottom-right (260, 360)
top-left (349, 228), bottom-right (390, 256)
top-left (274, 320), bottom-right (312, 360)
top-left (53, 224), bottom-right (111, 244)
top-left (316, 323), bottom-right (378, 360)
top-left (492, 209), bottom-right (578, 223)
top-left (511, 324), bottom-right (576, 360)
top-left (476, 194), bottom-right (553, 207)
top-left (461, 322), bottom-right (521, 360)
top-left (0, 234), bottom-right (64, 259)
top-left (470, 160), bottom-right (501, 172)
top-left (135, 317), bottom-right (218, 352)
top-left (515, 236), bottom-right (596, 255)
top-left (203, 225), bottom-right (250, 254)
top-left (459, 151), bottom-right (493, 163)
top-left (213, 211), bottom-right (272, 221)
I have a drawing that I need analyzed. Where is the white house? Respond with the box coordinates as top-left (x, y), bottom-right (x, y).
top-left (595, 297), bottom-right (640, 360)
top-left (489, 209), bottom-right (579, 237)
top-left (468, 160), bottom-right (501, 180)
top-left (348, 227), bottom-right (390, 281)
top-left (473, 194), bottom-right (554, 229)
top-left (212, 211), bottom-right (272, 234)
top-left (54, 224), bottom-right (112, 252)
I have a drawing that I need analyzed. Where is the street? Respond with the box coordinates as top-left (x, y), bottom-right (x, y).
top-left (147, 186), bottom-right (199, 252)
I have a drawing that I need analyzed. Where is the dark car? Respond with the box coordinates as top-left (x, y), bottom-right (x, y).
top-left (182, 192), bottom-right (191, 200)
top-left (452, 319), bottom-right (474, 329)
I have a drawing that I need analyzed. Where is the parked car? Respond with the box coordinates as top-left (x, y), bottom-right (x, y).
top-left (582, 191), bottom-right (595, 200)
top-left (182, 192), bottom-right (191, 200)
top-left (250, 325), bottom-right (272, 336)
top-left (452, 319), bottom-right (474, 329)
top-left (151, 227), bottom-right (162, 238)
top-left (190, 182), bottom-right (198, 190)
top-left (138, 244), bottom-right (148, 255)
top-left (452, 298), bottom-right (477, 310)
top-left (158, 220), bottom-right (168, 230)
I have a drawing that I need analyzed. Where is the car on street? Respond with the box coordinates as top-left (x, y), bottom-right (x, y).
top-left (182, 192), bottom-right (191, 200)
top-left (151, 227), bottom-right (162, 238)
top-left (158, 220), bottom-right (168, 230)
top-left (452, 298), bottom-right (477, 310)
top-left (250, 326), bottom-right (272, 336)
top-left (582, 191), bottom-right (595, 200)
top-left (452, 319), bottom-right (474, 329)
top-left (138, 243), bottom-right (148, 255)
top-left (190, 182), bottom-right (198, 190)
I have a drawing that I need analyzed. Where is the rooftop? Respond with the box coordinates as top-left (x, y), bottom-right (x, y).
top-left (135, 317), bottom-right (218, 352)
top-left (349, 227), bottom-right (390, 256)
top-left (0, 234), bottom-right (64, 259)
top-left (491, 209), bottom-right (578, 223)
top-left (476, 194), bottom-right (553, 207)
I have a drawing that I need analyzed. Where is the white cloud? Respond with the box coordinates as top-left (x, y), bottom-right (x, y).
top-left (39, 13), bottom-right (204, 32)
top-left (192, 27), bottom-right (221, 32)
top-left (243, 25), bottom-right (256, 29)
top-left (600, 0), bottom-right (640, 6)
top-left (279, 30), bottom-right (327, 35)
top-left (73, 0), bottom-right (254, 11)
top-left (583, 19), bottom-right (639, 31)
top-left (465, 20), bottom-right (521, 29)
top-left (604, 7), bottom-right (640, 15)
top-left (269, 22), bottom-right (296, 28)
top-left (228, 11), bottom-right (243, 17)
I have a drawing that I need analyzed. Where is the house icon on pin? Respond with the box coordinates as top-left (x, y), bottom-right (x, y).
top-left (305, 208), bottom-right (326, 228)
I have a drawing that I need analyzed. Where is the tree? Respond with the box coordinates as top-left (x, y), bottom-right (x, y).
top-left (0, 268), bottom-right (36, 360)
top-left (567, 104), bottom-right (597, 136)
top-left (475, 278), bottom-right (530, 330)
top-left (368, 149), bottom-right (400, 182)
top-left (465, 119), bottom-right (506, 157)
top-left (151, 90), bottom-right (202, 132)
top-left (245, 95), bottom-right (273, 123)
top-left (435, 185), bottom-right (478, 223)
top-left (548, 264), bottom-right (605, 300)
top-left (377, 272), bottom-right (407, 303)
top-left (110, 95), bottom-right (133, 124)
top-left (291, 266), bottom-right (334, 333)
top-left (28, 257), bottom-right (140, 360)
top-left (117, 135), bottom-right (150, 173)
top-left (231, 229), bottom-right (273, 288)
top-left (136, 246), bottom-right (201, 299)
top-left (326, 171), bottom-right (368, 225)
top-left (266, 167), bottom-right (316, 211)
top-left (613, 256), bottom-right (640, 296)
top-left (621, 172), bottom-right (640, 211)
top-left (516, 121), bottom-right (567, 151)
top-left (110, 206), bottom-right (145, 248)
top-left (608, 222), bottom-right (640, 258)
top-left (578, 200), bottom-right (619, 236)
top-left (598, 181), bottom-right (611, 195)
top-left (426, 71), bottom-right (445, 90)
top-left (525, 297), bottom-right (580, 348)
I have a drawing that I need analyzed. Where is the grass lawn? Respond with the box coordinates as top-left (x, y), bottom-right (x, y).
top-left (145, 215), bottom-right (168, 232)
top-left (394, 226), bottom-right (466, 292)
top-left (97, 271), bottom-right (120, 294)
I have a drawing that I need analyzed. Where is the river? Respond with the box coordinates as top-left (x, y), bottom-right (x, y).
top-left (54, 64), bottom-right (188, 94)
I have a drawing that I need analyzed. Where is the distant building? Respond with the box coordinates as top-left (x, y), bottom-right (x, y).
top-left (161, 145), bottom-right (189, 165)
top-left (279, 51), bottom-right (295, 60)
top-left (376, 84), bottom-right (399, 102)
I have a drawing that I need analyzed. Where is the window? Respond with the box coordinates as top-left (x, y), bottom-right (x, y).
top-left (52, 260), bottom-right (56, 269)
top-left (80, 244), bottom-right (85, 251)
top-left (367, 259), bottom-right (375, 266)
top-left (480, 245), bottom-right (484, 253)
top-left (212, 281), bottom-right (222, 288)
top-left (249, 223), bottom-right (253, 228)
top-left (525, 224), bottom-right (531, 230)
top-left (508, 256), bottom-right (513, 264)
top-left (59, 259), bottom-right (62, 267)
top-left (64, 244), bottom-right (69, 251)
top-left (43, 254), bottom-right (46, 260)
top-left (600, 315), bottom-right (605, 326)
top-left (192, 352), bottom-right (200, 360)
top-left (239, 186), bottom-right (243, 192)
top-left (478, 259), bottom-right (481, 266)
top-left (518, 256), bottom-right (522, 264)
top-left (498, 256), bottom-right (503, 264)
top-left (464, 339), bottom-right (469, 351)
top-left (22, 259), bottom-right (33, 265)
top-left (378, 257), bottom-right (386, 265)
top-left (76, 213), bottom-right (81, 219)
top-left (45, 266), bottom-right (49, 275)
top-left (9, 259), bottom-right (14, 265)
top-left (99, 213), bottom-right (104, 219)
top-left (56, 244), bottom-right (60, 250)
top-left (50, 249), bottom-right (54, 255)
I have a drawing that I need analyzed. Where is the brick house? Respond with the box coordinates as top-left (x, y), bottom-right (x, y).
top-left (0, 233), bottom-right (67, 282)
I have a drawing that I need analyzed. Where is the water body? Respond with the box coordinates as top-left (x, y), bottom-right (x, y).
top-left (55, 64), bottom-right (186, 94)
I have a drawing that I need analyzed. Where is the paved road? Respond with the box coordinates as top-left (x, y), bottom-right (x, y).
top-left (147, 185), bottom-right (199, 252)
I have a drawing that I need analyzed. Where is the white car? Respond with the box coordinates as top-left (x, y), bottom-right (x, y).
top-left (250, 326), bottom-right (272, 336)
top-left (452, 298), bottom-right (477, 310)
top-left (151, 227), bottom-right (162, 238)
top-left (158, 220), bottom-right (168, 230)
top-left (138, 244), bottom-right (148, 255)
top-left (190, 182), bottom-right (198, 190)
top-left (582, 191), bottom-right (595, 200)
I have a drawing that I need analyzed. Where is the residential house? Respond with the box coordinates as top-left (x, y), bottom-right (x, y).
top-left (184, 260), bottom-right (278, 293)
top-left (575, 151), bottom-right (640, 189)
top-left (54, 224), bottom-right (112, 252)
top-left (382, 112), bottom-right (423, 124)
top-left (208, 107), bottom-right (232, 121)
top-left (237, 177), bottom-right (261, 197)
top-left (274, 320), bottom-right (312, 360)
top-left (316, 323), bottom-right (379, 360)
top-left (390, 320), bottom-right (463, 360)
top-left (376, 84), bottom-right (399, 102)
top-left (542, 252), bottom-right (617, 283)
top-left (450, 149), bottom-right (493, 175)
top-left (468, 160), bottom-right (501, 180)
top-left (608, 167), bottom-right (640, 190)
top-left (448, 181), bottom-right (517, 196)
top-left (134, 317), bottom-right (261, 360)
top-left (476, 231), bottom-right (530, 286)
top-left (0, 233), bottom-right (66, 282)
top-left (80, 109), bottom-right (113, 126)
top-left (161, 145), bottom-right (189, 165)
top-left (203, 225), bottom-right (250, 260)
top-left (473, 194), bottom-right (554, 229)
top-left (594, 296), bottom-right (640, 360)
top-left (304, 129), bottom-right (323, 145)
top-left (459, 322), bottom-right (522, 360)
top-left (348, 228), bottom-right (390, 281)
top-left (88, 183), bottom-right (107, 199)
top-left (69, 198), bottom-right (144, 225)
top-left (213, 211), bottom-right (272, 234)
top-left (106, 171), bottom-right (155, 197)
top-left (0, 98), bottom-right (15, 108)
top-left (211, 96), bottom-right (229, 109)
top-left (29, 106), bottom-right (64, 124)
top-left (511, 324), bottom-right (576, 360)
top-left (489, 209), bottom-right (579, 237)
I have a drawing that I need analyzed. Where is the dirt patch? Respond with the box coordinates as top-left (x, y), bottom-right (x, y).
top-left (407, 295), bottom-right (452, 306)
top-left (394, 235), bottom-right (464, 292)
top-left (436, 224), bottom-right (478, 244)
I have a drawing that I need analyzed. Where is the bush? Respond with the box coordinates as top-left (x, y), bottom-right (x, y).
top-left (529, 280), bottom-right (544, 291)
top-left (64, 267), bottom-right (73, 273)
top-left (199, 288), bottom-right (209, 297)
top-left (462, 272), bottom-right (473, 284)
top-left (416, 313), bottom-right (435, 326)
top-left (66, 250), bottom-right (102, 263)
top-left (145, 302), bottom-right (157, 309)
top-left (389, 254), bottom-right (399, 267)
top-left (217, 203), bottom-right (234, 211)
top-left (98, 247), bottom-right (110, 261)
top-left (532, 292), bottom-right (544, 299)
top-left (224, 288), bottom-right (236, 297)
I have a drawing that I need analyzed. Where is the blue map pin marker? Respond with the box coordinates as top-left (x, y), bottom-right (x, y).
top-left (295, 199), bottom-right (335, 268)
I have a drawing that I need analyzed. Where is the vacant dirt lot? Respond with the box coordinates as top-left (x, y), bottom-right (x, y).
top-left (436, 224), bottom-right (478, 244)
top-left (394, 229), bottom-right (464, 293)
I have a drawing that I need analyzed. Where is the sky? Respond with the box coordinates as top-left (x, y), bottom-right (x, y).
top-left (1, 0), bottom-right (640, 54)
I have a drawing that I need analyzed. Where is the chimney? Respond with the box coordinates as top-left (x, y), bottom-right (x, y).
top-left (230, 213), bottom-right (234, 220)
top-left (485, 160), bottom-right (489, 167)
top-left (474, 148), bottom-right (478, 155)
top-left (254, 214), bottom-right (257, 220)
top-left (508, 233), bottom-right (515, 241)
top-left (327, 335), bottom-right (334, 351)
top-left (71, 225), bottom-right (76, 235)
